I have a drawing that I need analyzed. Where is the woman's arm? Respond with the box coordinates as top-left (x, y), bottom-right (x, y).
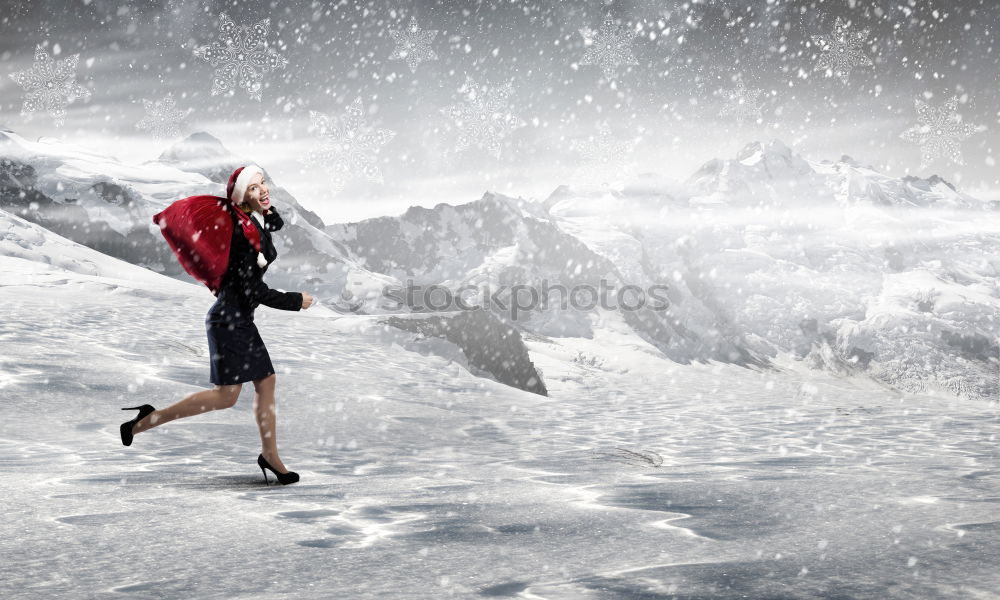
top-left (249, 278), bottom-right (303, 311)
top-left (263, 206), bottom-right (285, 232)
top-left (229, 229), bottom-right (303, 311)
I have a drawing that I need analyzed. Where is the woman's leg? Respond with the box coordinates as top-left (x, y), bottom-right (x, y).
top-left (131, 384), bottom-right (242, 435)
top-left (251, 374), bottom-right (290, 473)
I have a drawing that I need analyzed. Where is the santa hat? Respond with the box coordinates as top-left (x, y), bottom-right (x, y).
top-left (226, 165), bottom-right (270, 269)
top-left (227, 164), bottom-right (264, 205)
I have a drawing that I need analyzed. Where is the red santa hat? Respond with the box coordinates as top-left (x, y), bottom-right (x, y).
top-left (226, 164), bottom-right (264, 205)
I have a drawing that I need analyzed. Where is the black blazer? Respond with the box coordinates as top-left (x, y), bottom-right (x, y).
top-left (216, 206), bottom-right (302, 313)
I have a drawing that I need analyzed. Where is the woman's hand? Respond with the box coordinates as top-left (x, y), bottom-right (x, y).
top-left (301, 292), bottom-right (314, 309)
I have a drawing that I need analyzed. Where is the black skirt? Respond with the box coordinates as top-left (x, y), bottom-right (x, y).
top-left (205, 299), bottom-right (275, 385)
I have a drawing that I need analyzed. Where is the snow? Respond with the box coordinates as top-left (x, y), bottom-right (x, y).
top-left (0, 208), bottom-right (188, 288)
top-left (2, 129), bottom-right (999, 597)
top-left (2, 187), bottom-right (1000, 597)
top-left (0, 129), bottom-right (212, 217)
top-left (2, 130), bottom-right (208, 188)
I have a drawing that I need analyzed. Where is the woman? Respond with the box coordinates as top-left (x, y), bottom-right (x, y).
top-left (121, 165), bottom-right (315, 486)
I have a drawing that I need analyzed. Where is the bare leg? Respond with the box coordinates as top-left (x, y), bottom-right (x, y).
top-left (132, 384), bottom-right (242, 435)
top-left (252, 374), bottom-right (290, 473)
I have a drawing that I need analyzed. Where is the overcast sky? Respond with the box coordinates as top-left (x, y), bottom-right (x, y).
top-left (1, 0), bottom-right (997, 224)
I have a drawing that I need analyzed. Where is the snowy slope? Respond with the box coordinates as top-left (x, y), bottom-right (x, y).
top-left (0, 205), bottom-right (195, 292)
top-left (1, 138), bottom-right (999, 598)
top-left (1, 202), bottom-right (998, 598)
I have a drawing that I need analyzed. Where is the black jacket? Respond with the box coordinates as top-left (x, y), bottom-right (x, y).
top-left (215, 206), bottom-right (302, 314)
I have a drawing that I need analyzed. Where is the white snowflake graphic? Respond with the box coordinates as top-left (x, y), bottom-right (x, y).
top-left (570, 124), bottom-right (637, 185)
top-left (440, 77), bottom-right (526, 159)
top-left (192, 12), bottom-right (287, 101)
top-left (719, 77), bottom-right (765, 124)
top-left (578, 16), bottom-right (639, 80)
top-left (8, 44), bottom-right (92, 127)
top-left (302, 98), bottom-right (397, 194)
top-left (135, 95), bottom-right (193, 139)
top-left (900, 96), bottom-right (982, 167)
top-left (389, 17), bottom-right (439, 73)
top-left (811, 17), bottom-right (873, 83)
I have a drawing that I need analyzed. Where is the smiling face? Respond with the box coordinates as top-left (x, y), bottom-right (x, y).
top-left (240, 172), bottom-right (271, 213)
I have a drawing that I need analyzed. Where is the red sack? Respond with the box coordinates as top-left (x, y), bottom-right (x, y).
top-left (152, 195), bottom-right (236, 295)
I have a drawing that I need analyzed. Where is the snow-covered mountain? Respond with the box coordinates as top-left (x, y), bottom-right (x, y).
top-left (1, 130), bottom-right (996, 402)
top-left (571, 140), bottom-right (999, 402)
top-left (0, 202), bottom-right (194, 292)
top-left (325, 191), bottom-right (766, 370)
top-left (0, 202), bottom-right (547, 395)
top-left (685, 139), bottom-right (993, 210)
top-left (154, 131), bottom-right (327, 231)
top-left (0, 131), bottom-right (550, 394)
top-left (327, 139), bottom-right (999, 402)
top-left (0, 129), bottom-right (398, 310)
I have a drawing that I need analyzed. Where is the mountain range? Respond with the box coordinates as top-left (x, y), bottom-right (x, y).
top-left (1, 130), bottom-right (996, 402)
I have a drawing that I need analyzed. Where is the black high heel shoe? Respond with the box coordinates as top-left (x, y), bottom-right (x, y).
top-left (120, 405), bottom-right (156, 446)
top-left (258, 453), bottom-right (299, 486)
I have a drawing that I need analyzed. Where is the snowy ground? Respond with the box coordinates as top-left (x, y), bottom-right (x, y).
top-left (1, 251), bottom-right (998, 599)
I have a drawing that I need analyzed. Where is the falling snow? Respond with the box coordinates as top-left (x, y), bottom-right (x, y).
top-left (719, 77), bottom-right (765, 125)
top-left (570, 123), bottom-right (637, 185)
top-left (4, 0), bottom-right (30, 20)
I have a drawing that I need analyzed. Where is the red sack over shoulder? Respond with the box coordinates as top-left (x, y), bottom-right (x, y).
top-left (152, 195), bottom-right (237, 296)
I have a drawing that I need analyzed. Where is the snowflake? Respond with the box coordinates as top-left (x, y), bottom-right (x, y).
top-left (302, 98), bottom-right (397, 194)
top-left (900, 96), bottom-right (981, 167)
top-left (578, 16), bottom-right (639, 80)
top-left (136, 95), bottom-right (193, 139)
top-left (8, 44), bottom-right (91, 127)
top-left (811, 17), bottom-right (873, 83)
top-left (388, 17), bottom-right (439, 73)
top-left (192, 12), bottom-right (287, 101)
top-left (570, 124), bottom-right (637, 185)
top-left (440, 77), bottom-right (526, 159)
top-left (719, 77), bottom-right (765, 124)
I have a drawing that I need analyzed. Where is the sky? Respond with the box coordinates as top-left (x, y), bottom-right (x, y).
top-left (0, 0), bottom-right (997, 224)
